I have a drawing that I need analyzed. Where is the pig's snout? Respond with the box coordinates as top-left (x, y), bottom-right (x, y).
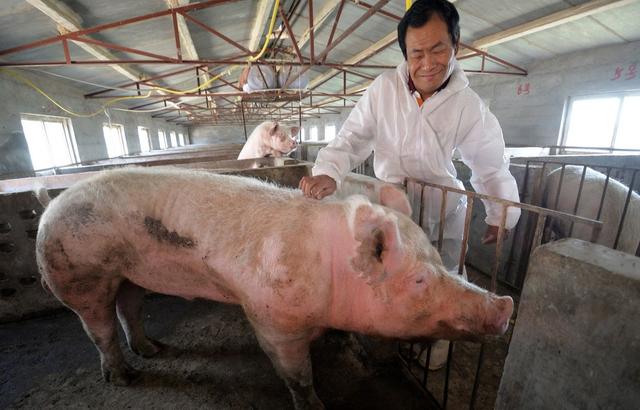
top-left (485, 296), bottom-right (514, 335)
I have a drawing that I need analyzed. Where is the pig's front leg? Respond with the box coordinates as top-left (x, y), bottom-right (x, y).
top-left (253, 328), bottom-right (324, 410)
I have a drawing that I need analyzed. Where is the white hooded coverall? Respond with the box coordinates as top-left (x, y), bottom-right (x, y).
top-left (313, 60), bottom-right (521, 272)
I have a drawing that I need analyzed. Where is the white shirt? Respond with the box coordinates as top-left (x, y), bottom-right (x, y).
top-left (313, 60), bottom-right (521, 232)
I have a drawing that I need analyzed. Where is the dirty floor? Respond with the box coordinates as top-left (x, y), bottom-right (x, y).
top-left (1, 295), bottom-right (432, 410)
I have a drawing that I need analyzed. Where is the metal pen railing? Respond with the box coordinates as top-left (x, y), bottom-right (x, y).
top-left (395, 177), bottom-right (603, 410)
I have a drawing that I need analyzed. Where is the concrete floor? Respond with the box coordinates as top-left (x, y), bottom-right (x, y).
top-left (1, 295), bottom-right (431, 410)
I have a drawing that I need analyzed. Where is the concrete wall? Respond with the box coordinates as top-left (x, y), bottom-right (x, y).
top-left (0, 70), bottom-right (188, 176)
top-left (189, 108), bottom-right (352, 145)
top-left (470, 40), bottom-right (640, 146)
top-left (497, 239), bottom-right (640, 410)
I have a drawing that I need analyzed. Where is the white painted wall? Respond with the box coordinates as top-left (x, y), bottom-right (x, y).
top-left (469, 40), bottom-right (640, 146)
top-left (0, 70), bottom-right (189, 176)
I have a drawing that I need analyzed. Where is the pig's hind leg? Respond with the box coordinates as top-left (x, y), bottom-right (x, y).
top-left (64, 278), bottom-right (140, 386)
top-left (254, 329), bottom-right (324, 410)
top-left (116, 280), bottom-right (163, 357)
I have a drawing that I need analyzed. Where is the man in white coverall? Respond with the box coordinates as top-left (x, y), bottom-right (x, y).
top-left (299, 0), bottom-right (521, 368)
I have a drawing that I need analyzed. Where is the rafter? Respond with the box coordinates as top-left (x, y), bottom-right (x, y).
top-left (248, 0), bottom-right (272, 53)
top-left (25, 0), bottom-right (142, 82)
top-left (309, 31), bottom-right (396, 89)
top-left (458, 0), bottom-right (636, 57)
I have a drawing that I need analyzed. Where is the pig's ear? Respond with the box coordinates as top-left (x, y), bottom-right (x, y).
top-left (290, 127), bottom-right (300, 137)
top-left (379, 185), bottom-right (412, 217)
top-left (351, 204), bottom-right (404, 284)
top-left (269, 122), bottom-right (279, 135)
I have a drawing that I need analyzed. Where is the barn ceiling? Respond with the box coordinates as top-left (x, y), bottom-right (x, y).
top-left (0, 0), bottom-right (639, 126)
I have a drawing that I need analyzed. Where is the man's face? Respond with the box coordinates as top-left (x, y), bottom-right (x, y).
top-left (405, 15), bottom-right (457, 99)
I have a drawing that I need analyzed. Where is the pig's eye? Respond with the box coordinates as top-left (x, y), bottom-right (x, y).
top-left (416, 278), bottom-right (424, 284)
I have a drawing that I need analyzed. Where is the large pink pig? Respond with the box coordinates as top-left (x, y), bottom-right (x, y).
top-left (36, 167), bottom-right (513, 410)
top-left (237, 121), bottom-right (299, 160)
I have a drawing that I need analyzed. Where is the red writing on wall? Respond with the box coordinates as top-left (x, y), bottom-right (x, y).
top-left (611, 63), bottom-right (637, 81)
top-left (517, 82), bottom-right (531, 96)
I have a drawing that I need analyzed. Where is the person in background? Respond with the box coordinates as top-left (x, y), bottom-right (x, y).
top-left (299, 0), bottom-right (521, 369)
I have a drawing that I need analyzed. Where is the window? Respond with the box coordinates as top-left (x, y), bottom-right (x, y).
top-left (563, 92), bottom-right (640, 151)
top-left (138, 127), bottom-right (151, 153)
top-left (301, 128), bottom-right (307, 141)
top-left (158, 130), bottom-right (168, 149)
top-left (103, 123), bottom-right (128, 158)
top-left (309, 126), bottom-right (318, 141)
top-left (324, 124), bottom-right (336, 142)
top-left (20, 114), bottom-right (79, 170)
top-left (169, 131), bottom-right (177, 147)
top-left (178, 133), bottom-right (185, 146)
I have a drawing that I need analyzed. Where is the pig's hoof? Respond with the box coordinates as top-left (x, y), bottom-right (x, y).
top-left (131, 338), bottom-right (164, 358)
top-left (103, 364), bottom-right (140, 386)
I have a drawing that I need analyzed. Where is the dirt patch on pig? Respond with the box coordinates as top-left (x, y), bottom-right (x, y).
top-left (144, 217), bottom-right (196, 248)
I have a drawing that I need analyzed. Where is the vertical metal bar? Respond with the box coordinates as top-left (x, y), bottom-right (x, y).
top-left (62, 39), bottom-right (71, 63)
top-left (438, 190), bottom-right (447, 253)
top-left (596, 167), bottom-right (612, 221)
top-left (298, 105), bottom-right (302, 144)
top-left (172, 10), bottom-right (182, 62)
top-left (613, 169), bottom-right (637, 250)
top-left (442, 341), bottom-right (455, 409)
top-left (492, 205), bottom-right (508, 292)
top-left (531, 214), bottom-right (547, 249)
top-left (196, 67), bottom-right (202, 95)
top-left (241, 101), bottom-right (247, 141)
top-left (136, 82), bottom-right (141, 96)
top-left (422, 344), bottom-right (432, 387)
top-left (343, 71), bottom-right (347, 107)
top-left (552, 164), bottom-right (567, 210)
top-left (309, 0), bottom-right (314, 65)
top-left (568, 165), bottom-right (588, 236)
top-left (458, 195), bottom-right (474, 277)
top-left (609, 97), bottom-right (624, 150)
top-left (533, 161), bottom-right (547, 206)
top-left (469, 343), bottom-right (486, 410)
top-left (520, 161), bottom-right (531, 202)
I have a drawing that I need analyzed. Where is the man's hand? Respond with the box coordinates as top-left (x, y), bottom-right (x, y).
top-left (299, 175), bottom-right (337, 200)
top-left (481, 225), bottom-right (508, 245)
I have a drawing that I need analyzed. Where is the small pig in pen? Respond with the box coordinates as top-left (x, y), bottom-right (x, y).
top-left (544, 165), bottom-right (640, 255)
top-left (35, 167), bottom-right (513, 410)
top-left (237, 121), bottom-right (299, 160)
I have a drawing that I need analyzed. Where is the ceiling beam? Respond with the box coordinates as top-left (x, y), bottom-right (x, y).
top-left (248, 0), bottom-right (273, 53)
top-left (459, 0), bottom-right (636, 57)
top-left (165, 0), bottom-right (200, 61)
top-left (297, 0), bottom-right (342, 50)
top-left (309, 31), bottom-right (396, 89)
top-left (25, 0), bottom-right (142, 82)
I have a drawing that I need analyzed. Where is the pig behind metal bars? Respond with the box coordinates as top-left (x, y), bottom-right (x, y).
top-left (36, 167), bottom-right (513, 410)
top-left (237, 121), bottom-right (299, 160)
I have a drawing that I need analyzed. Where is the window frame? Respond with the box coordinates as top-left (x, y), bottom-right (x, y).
top-left (102, 123), bottom-right (128, 158)
top-left (561, 91), bottom-right (640, 153)
top-left (158, 129), bottom-right (168, 149)
top-left (20, 113), bottom-right (79, 170)
top-left (324, 124), bottom-right (336, 142)
top-left (137, 126), bottom-right (151, 153)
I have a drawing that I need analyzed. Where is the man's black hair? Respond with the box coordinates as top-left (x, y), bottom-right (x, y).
top-left (397, 0), bottom-right (460, 59)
